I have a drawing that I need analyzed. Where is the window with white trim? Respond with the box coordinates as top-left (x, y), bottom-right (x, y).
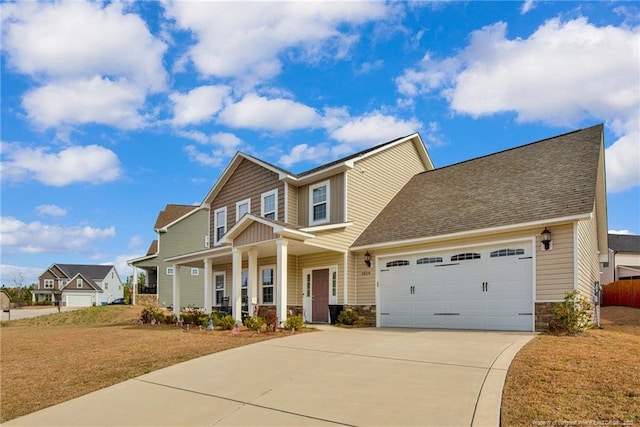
top-left (332, 271), bottom-right (337, 297)
top-left (105, 283), bottom-right (109, 290)
top-left (44, 279), bottom-right (54, 289)
top-left (214, 273), bottom-right (225, 306)
top-left (309, 180), bottom-right (330, 225)
top-left (166, 267), bottom-right (174, 276)
top-left (214, 206), bottom-right (227, 244)
top-left (261, 189), bottom-right (277, 220)
top-left (76, 278), bottom-right (83, 288)
top-left (261, 266), bottom-right (275, 304)
top-left (191, 268), bottom-right (199, 276)
top-left (236, 198), bottom-right (251, 221)
top-left (241, 269), bottom-right (248, 303)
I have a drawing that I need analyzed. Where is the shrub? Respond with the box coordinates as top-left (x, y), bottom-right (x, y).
top-left (337, 309), bottom-right (358, 326)
top-left (550, 290), bottom-right (593, 335)
top-left (214, 314), bottom-right (237, 330)
top-left (263, 310), bottom-right (279, 332)
top-left (180, 307), bottom-right (208, 326)
top-left (244, 316), bottom-right (265, 332)
top-left (284, 314), bottom-right (304, 331)
top-left (140, 306), bottom-right (164, 324)
top-left (33, 300), bottom-right (53, 306)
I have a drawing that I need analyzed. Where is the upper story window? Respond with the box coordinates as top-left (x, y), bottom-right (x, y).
top-left (214, 206), bottom-right (227, 244)
top-left (44, 279), bottom-right (54, 289)
top-left (76, 278), bottom-right (83, 288)
top-left (261, 189), bottom-right (277, 220)
top-left (236, 198), bottom-right (251, 221)
top-left (309, 180), bottom-right (330, 225)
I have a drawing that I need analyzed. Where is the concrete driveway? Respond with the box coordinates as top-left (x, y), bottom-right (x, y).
top-left (4, 326), bottom-right (533, 427)
top-left (1, 306), bottom-right (80, 321)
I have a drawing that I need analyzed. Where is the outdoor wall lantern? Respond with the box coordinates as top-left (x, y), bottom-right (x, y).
top-left (364, 251), bottom-right (372, 267)
top-left (541, 227), bottom-right (552, 251)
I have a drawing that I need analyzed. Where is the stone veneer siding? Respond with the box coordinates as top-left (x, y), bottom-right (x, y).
top-left (135, 294), bottom-right (159, 307)
top-left (344, 304), bottom-right (377, 327)
top-left (535, 302), bottom-right (555, 331)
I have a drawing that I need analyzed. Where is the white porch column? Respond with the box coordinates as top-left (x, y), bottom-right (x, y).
top-left (248, 249), bottom-right (258, 316)
top-left (232, 248), bottom-right (243, 323)
top-left (203, 258), bottom-right (211, 314)
top-left (132, 266), bottom-right (137, 306)
top-left (276, 239), bottom-right (288, 324)
top-left (172, 264), bottom-right (180, 317)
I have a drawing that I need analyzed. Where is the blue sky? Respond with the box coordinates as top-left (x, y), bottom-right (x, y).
top-left (1, 1), bottom-right (639, 287)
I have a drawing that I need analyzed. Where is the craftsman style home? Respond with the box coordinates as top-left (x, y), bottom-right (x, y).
top-left (128, 204), bottom-right (209, 308)
top-left (166, 124), bottom-right (607, 331)
top-left (33, 264), bottom-right (123, 306)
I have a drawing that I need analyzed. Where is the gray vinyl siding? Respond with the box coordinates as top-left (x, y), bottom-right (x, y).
top-left (297, 173), bottom-right (345, 227)
top-left (210, 159), bottom-right (283, 244)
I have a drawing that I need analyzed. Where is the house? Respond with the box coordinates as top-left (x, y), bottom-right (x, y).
top-left (167, 124), bottom-right (607, 331)
top-left (127, 204), bottom-right (209, 308)
top-left (32, 264), bottom-right (123, 306)
top-left (601, 234), bottom-right (640, 283)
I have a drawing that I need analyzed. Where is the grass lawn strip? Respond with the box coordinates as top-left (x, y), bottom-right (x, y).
top-left (0, 306), bottom-right (303, 423)
top-left (501, 306), bottom-right (640, 426)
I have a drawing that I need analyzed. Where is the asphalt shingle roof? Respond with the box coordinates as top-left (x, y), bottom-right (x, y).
top-left (154, 204), bottom-right (199, 230)
top-left (354, 124), bottom-right (603, 247)
top-left (608, 234), bottom-right (640, 253)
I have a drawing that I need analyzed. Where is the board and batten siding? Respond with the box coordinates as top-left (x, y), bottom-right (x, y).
top-left (297, 173), bottom-right (345, 227)
top-left (576, 209), bottom-right (599, 301)
top-left (234, 222), bottom-right (277, 247)
top-left (210, 159), bottom-right (284, 244)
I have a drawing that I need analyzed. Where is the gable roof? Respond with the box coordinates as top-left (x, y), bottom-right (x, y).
top-left (61, 272), bottom-right (103, 292)
top-left (609, 234), bottom-right (640, 253)
top-left (154, 204), bottom-right (200, 230)
top-left (146, 240), bottom-right (158, 256)
top-left (353, 124), bottom-right (604, 248)
top-left (202, 133), bottom-right (432, 204)
top-left (54, 264), bottom-right (114, 281)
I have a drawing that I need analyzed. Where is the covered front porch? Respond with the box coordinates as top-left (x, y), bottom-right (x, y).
top-left (166, 215), bottom-right (345, 325)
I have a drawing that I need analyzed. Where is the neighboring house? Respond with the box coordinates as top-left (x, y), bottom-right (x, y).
top-left (601, 234), bottom-right (640, 284)
top-left (167, 125), bottom-right (607, 332)
top-left (32, 264), bottom-right (123, 306)
top-left (127, 204), bottom-right (209, 308)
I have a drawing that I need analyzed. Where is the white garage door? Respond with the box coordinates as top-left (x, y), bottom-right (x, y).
top-left (378, 242), bottom-right (533, 331)
top-left (66, 294), bottom-right (93, 307)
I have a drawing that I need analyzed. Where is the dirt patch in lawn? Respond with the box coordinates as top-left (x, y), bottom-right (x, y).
top-left (0, 306), bottom-right (313, 422)
top-left (501, 306), bottom-right (640, 426)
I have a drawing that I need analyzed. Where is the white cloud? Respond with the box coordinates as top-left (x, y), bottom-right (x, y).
top-left (180, 131), bottom-right (245, 167)
top-left (396, 17), bottom-right (640, 193)
top-left (164, 2), bottom-right (390, 84)
top-left (184, 145), bottom-right (224, 167)
top-left (1, 143), bottom-right (122, 186)
top-left (128, 236), bottom-right (144, 248)
top-left (170, 85), bottom-right (231, 126)
top-left (22, 77), bottom-right (147, 129)
top-left (521, 0), bottom-right (535, 15)
top-left (0, 216), bottom-right (115, 255)
top-left (36, 204), bottom-right (67, 217)
top-left (219, 94), bottom-right (321, 131)
top-left (0, 264), bottom-right (43, 287)
top-left (608, 229), bottom-right (632, 235)
top-left (280, 143), bottom-right (332, 168)
top-left (330, 112), bottom-right (421, 147)
top-left (1, 1), bottom-right (166, 130)
top-left (1, 1), bottom-right (166, 90)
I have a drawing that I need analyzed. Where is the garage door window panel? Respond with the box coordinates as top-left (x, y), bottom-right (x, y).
top-left (451, 253), bottom-right (481, 261)
top-left (490, 248), bottom-right (524, 258)
top-left (416, 257), bottom-right (443, 265)
top-left (386, 260), bottom-right (410, 268)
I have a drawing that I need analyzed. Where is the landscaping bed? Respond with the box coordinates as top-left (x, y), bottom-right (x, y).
top-left (501, 306), bottom-right (640, 426)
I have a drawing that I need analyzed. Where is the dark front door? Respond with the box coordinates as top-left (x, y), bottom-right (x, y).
top-left (312, 269), bottom-right (329, 322)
